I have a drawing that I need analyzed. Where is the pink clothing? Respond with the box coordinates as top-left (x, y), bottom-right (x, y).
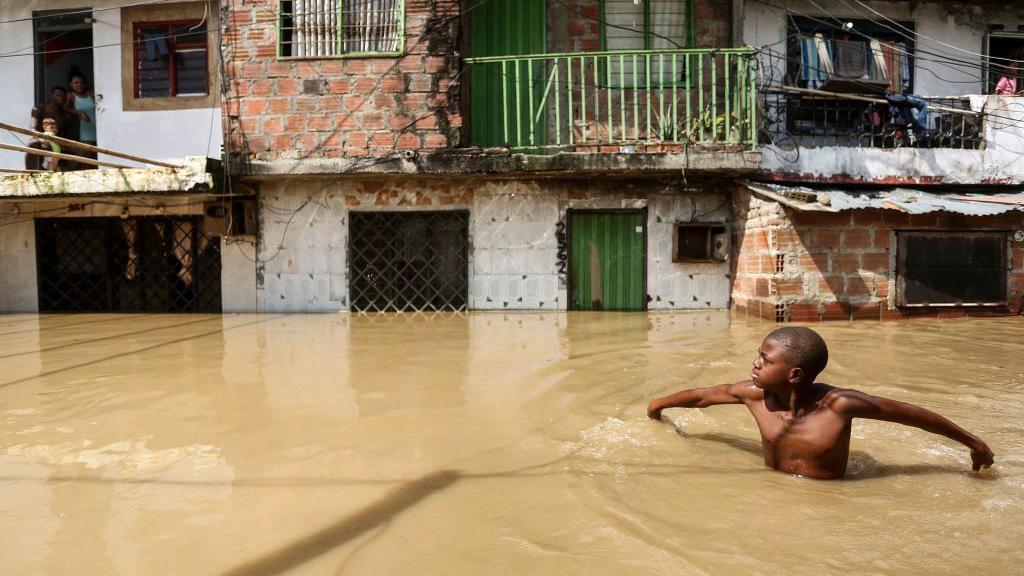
top-left (995, 75), bottom-right (1018, 95)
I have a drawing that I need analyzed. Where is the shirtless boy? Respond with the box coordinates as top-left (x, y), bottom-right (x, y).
top-left (646, 327), bottom-right (995, 479)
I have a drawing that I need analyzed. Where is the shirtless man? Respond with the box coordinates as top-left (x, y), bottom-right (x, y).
top-left (646, 327), bottom-right (994, 479)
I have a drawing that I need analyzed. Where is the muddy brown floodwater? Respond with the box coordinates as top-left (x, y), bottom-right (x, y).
top-left (0, 312), bottom-right (1022, 575)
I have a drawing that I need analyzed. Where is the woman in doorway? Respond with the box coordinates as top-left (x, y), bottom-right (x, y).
top-left (64, 70), bottom-right (97, 163)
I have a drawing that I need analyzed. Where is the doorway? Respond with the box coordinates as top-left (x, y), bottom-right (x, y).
top-left (568, 210), bottom-right (647, 311)
top-left (33, 9), bottom-right (94, 107)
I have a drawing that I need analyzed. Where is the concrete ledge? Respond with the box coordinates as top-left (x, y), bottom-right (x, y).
top-left (0, 156), bottom-right (220, 198)
top-left (239, 149), bottom-right (763, 180)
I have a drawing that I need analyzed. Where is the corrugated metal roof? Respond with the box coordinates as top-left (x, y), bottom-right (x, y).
top-left (743, 182), bottom-right (1024, 216)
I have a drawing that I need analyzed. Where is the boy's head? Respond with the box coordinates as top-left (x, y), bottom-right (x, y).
top-left (752, 327), bottom-right (828, 390)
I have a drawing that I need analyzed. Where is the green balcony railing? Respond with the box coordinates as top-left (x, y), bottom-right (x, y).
top-left (464, 48), bottom-right (758, 151)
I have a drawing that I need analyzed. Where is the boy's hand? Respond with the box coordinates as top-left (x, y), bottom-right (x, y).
top-left (646, 400), bottom-right (663, 420)
top-left (970, 441), bottom-right (995, 472)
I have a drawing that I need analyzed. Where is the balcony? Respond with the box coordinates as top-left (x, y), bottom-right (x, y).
top-left (762, 90), bottom-right (983, 150)
top-left (463, 48), bottom-right (758, 153)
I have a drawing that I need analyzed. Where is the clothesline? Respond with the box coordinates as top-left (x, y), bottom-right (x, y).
top-left (780, 85), bottom-right (983, 116)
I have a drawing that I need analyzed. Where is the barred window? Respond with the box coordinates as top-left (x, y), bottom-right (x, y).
top-left (278, 0), bottom-right (404, 58)
top-left (133, 20), bottom-right (209, 98)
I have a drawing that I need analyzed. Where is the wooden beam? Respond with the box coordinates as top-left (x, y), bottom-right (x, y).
top-left (0, 142), bottom-right (134, 170)
top-left (0, 168), bottom-right (44, 174)
top-left (947, 194), bottom-right (1024, 206)
top-left (781, 86), bottom-right (982, 116)
top-left (0, 121), bottom-right (182, 169)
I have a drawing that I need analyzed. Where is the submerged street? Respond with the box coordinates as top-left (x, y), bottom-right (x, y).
top-left (1, 312), bottom-right (1022, 575)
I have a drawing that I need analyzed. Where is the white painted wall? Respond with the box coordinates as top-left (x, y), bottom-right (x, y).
top-left (0, 0), bottom-right (221, 170)
top-left (256, 179), bottom-right (732, 312)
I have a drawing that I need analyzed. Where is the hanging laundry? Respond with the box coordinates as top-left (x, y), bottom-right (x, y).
top-left (799, 34), bottom-right (832, 88)
top-left (143, 32), bottom-right (170, 61)
top-left (833, 39), bottom-right (868, 78)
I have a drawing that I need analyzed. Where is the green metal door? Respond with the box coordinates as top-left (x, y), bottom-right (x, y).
top-left (469, 0), bottom-right (546, 148)
top-left (569, 211), bottom-right (646, 311)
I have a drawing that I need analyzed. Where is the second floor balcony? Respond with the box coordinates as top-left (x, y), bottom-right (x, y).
top-left (463, 48), bottom-right (758, 153)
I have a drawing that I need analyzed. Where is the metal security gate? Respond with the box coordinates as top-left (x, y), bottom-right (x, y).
top-left (35, 217), bottom-right (221, 312)
top-left (568, 210), bottom-right (647, 311)
top-left (348, 211), bottom-right (469, 312)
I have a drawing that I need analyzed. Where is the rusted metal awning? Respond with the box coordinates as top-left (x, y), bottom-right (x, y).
top-left (742, 181), bottom-right (1024, 216)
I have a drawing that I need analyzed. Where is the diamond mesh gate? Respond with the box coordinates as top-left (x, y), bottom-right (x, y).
top-left (36, 217), bottom-right (221, 312)
top-left (348, 211), bottom-right (469, 312)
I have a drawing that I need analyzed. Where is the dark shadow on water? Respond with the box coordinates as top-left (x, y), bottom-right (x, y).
top-left (0, 313), bottom-right (149, 337)
top-left (0, 316), bottom-right (282, 389)
top-left (219, 470), bottom-right (459, 576)
top-left (0, 316), bottom-right (222, 359)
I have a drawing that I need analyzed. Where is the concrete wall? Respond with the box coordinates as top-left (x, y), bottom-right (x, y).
top-left (255, 178), bottom-right (732, 312)
top-left (730, 188), bottom-right (1024, 321)
top-left (0, 0), bottom-right (222, 170)
top-left (0, 197), bottom-right (255, 313)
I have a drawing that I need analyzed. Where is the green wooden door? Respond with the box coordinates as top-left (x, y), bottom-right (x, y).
top-left (569, 211), bottom-right (646, 311)
top-left (469, 0), bottom-right (546, 148)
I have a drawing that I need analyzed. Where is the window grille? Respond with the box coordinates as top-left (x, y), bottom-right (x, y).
top-left (36, 217), bottom-right (222, 313)
top-left (348, 211), bottom-right (469, 312)
top-left (133, 20), bottom-right (208, 98)
top-left (278, 0), bottom-right (404, 58)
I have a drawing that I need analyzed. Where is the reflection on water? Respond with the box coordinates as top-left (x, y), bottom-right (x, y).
top-left (0, 312), bottom-right (1022, 575)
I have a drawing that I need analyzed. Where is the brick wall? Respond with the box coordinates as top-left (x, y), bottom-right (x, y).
top-left (555, 0), bottom-right (731, 51)
top-left (731, 188), bottom-right (1024, 321)
top-left (222, 0), bottom-right (462, 162)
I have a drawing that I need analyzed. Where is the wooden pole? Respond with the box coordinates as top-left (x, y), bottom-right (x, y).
top-left (0, 121), bottom-right (182, 168)
top-left (781, 86), bottom-right (982, 116)
top-left (0, 142), bottom-right (134, 170)
top-left (0, 168), bottom-right (44, 174)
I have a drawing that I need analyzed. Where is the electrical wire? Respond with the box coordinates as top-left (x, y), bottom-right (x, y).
top-left (0, 0), bottom-right (177, 26)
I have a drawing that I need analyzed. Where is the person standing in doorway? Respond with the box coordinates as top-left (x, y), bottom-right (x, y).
top-left (32, 87), bottom-right (74, 140)
top-left (65, 70), bottom-right (97, 166)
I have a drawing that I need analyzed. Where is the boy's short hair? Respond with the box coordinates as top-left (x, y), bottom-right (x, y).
top-left (766, 327), bottom-right (829, 379)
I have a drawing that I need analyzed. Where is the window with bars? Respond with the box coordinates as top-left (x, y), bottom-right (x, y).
top-left (278, 0), bottom-right (404, 58)
top-left (896, 231), bottom-right (1008, 307)
top-left (133, 20), bottom-right (208, 98)
top-left (601, 0), bottom-right (692, 86)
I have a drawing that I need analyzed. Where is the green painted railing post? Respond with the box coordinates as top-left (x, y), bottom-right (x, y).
top-left (645, 53), bottom-right (651, 142)
top-left (697, 54), bottom-right (704, 143)
top-left (672, 53), bottom-right (678, 142)
top-left (724, 52), bottom-right (731, 141)
top-left (527, 59), bottom-right (535, 146)
top-left (580, 57), bottom-right (587, 143)
top-left (711, 51), bottom-right (718, 142)
top-left (554, 59), bottom-right (561, 146)
top-left (568, 58), bottom-right (574, 145)
top-left (605, 55), bottom-right (614, 143)
top-left (619, 54), bottom-right (626, 143)
top-left (514, 60), bottom-right (522, 148)
top-left (501, 60), bottom-right (509, 145)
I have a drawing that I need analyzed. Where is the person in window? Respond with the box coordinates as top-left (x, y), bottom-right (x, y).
top-left (65, 71), bottom-right (97, 151)
top-left (28, 118), bottom-right (64, 172)
top-left (995, 63), bottom-right (1022, 95)
top-left (31, 87), bottom-right (75, 140)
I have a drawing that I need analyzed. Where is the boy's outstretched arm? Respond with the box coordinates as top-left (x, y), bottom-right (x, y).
top-left (647, 381), bottom-right (754, 420)
top-left (829, 390), bottom-right (995, 471)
